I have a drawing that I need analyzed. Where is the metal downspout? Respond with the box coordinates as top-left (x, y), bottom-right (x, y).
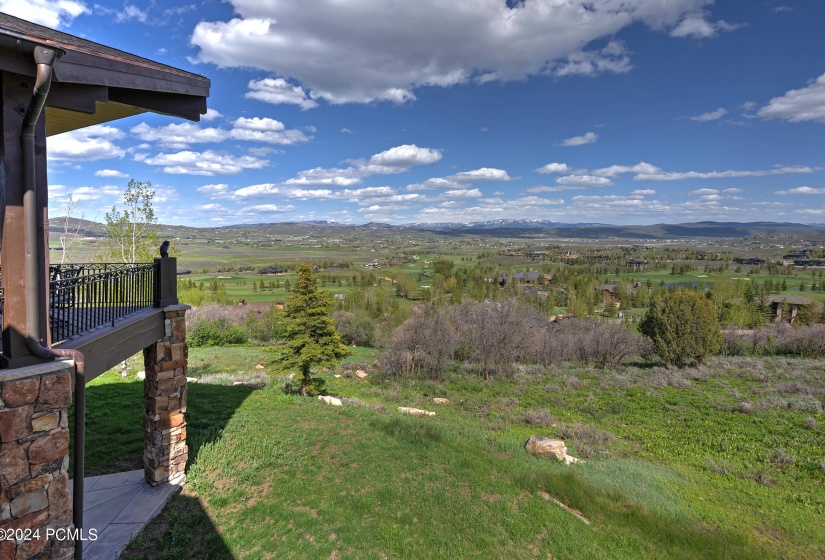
top-left (19, 45), bottom-right (87, 560)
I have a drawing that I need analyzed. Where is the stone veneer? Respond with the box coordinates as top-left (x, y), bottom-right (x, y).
top-left (0, 361), bottom-right (75, 560)
top-left (143, 305), bottom-right (190, 486)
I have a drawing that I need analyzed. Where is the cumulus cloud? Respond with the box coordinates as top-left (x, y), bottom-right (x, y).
top-left (556, 175), bottom-right (613, 186)
top-left (230, 117), bottom-right (310, 145)
top-left (115, 4), bottom-right (147, 23)
top-left (131, 118), bottom-right (310, 148)
top-left (232, 183), bottom-right (280, 198)
top-left (691, 108), bottom-right (727, 121)
top-left (131, 122), bottom-right (229, 148)
top-left (0, 0), bottom-right (88, 28)
top-left (774, 186), bottom-right (825, 195)
top-left (527, 185), bottom-right (587, 193)
top-left (561, 132), bottom-right (598, 146)
top-left (669, 17), bottom-right (742, 38)
top-left (197, 184), bottom-right (235, 199)
top-left (368, 144), bottom-right (442, 168)
top-left (239, 204), bottom-right (295, 214)
top-left (536, 163), bottom-right (572, 174)
top-left (442, 188), bottom-right (483, 198)
top-left (759, 72), bottom-right (825, 123)
top-left (246, 78), bottom-right (318, 109)
top-left (142, 150), bottom-right (268, 176)
top-left (448, 168), bottom-right (510, 183)
top-left (631, 189), bottom-right (656, 195)
top-left (635, 164), bottom-right (813, 181)
top-left (201, 108), bottom-right (223, 122)
top-left (49, 125), bottom-right (125, 161)
top-left (191, 0), bottom-right (729, 105)
top-left (94, 169), bottom-right (128, 178)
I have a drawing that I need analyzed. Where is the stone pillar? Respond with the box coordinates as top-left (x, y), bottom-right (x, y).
top-left (143, 305), bottom-right (190, 486)
top-left (0, 362), bottom-right (74, 560)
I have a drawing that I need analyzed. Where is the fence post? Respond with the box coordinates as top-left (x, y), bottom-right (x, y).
top-left (154, 258), bottom-right (178, 308)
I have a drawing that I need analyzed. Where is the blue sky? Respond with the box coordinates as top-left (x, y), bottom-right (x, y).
top-left (9, 0), bottom-right (825, 226)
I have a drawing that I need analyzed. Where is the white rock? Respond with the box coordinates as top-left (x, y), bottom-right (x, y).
top-left (398, 407), bottom-right (435, 417)
top-left (186, 377), bottom-right (198, 383)
top-left (525, 436), bottom-right (580, 464)
top-left (255, 364), bottom-right (265, 370)
top-left (318, 395), bottom-right (343, 406)
top-left (333, 374), bottom-right (342, 378)
top-left (355, 369), bottom-right (368, 379)
top-left (432, 398), bottom-right (450, 404)
top-left (232, 381), bottom-right (264, 389)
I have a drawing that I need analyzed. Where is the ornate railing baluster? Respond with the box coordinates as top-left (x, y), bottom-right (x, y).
top-left (47, 262), bottom-right (158, 342)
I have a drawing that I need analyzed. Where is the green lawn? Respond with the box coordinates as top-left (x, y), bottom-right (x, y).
top-left (71, 350), bottom-right (825, 559)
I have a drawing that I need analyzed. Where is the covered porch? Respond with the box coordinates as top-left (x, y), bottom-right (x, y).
top-left (0, 12), bottom-right (209, 560)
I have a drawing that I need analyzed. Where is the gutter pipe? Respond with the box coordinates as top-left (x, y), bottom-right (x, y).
top-left (16, 43), bottom-right (86, 560)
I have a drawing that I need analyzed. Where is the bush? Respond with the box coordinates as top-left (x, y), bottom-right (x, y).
top-left (640, 290), bottom-right (722, 367)
top-left (188, 318), bottom-right (248, 347)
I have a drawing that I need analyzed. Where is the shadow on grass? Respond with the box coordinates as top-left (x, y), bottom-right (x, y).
top-left (67, 377), bottom-right (258, 558)
top-left (120, 492), bottom-right (234, 560)
top-left (370, 416), bottom-right (443, 447)
top-left (70, 378), bottom-right (256, 476)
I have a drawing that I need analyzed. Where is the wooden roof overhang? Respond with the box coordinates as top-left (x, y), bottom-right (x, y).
top-left (0, 12), bottom-right (210, 134)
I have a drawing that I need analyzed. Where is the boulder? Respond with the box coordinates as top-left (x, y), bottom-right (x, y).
top-left (318, 396), bottom-right (343, 406)
top-left (255, 364), bottom-right (265, 370)
top-left (432, 398), bottom-right (450, 404)
top-left (355, 370), bottom-right (368, 379)
top-left (525, 436), bottom-right (579, 464)
top-left (232, 381), bottom-right (264, 389)
top-left (398, 407), bottom-right (435, 417)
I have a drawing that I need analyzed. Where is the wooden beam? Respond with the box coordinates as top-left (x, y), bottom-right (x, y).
top-left (54, 308), bottom-right (166, 382)
top-left (46, 82), bottom-right (108, 114)
top-left (1, 69), bottom-right (51, 368)
top-left (108, 88), bottom-right (207, 121)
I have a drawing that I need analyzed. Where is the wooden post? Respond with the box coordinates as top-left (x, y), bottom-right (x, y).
top-left (1, 69), bottom-right (52, 368)
top-left (154, 257), bottom-right (177, 308)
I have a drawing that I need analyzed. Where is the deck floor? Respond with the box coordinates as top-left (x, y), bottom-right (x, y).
top-left (69, 470), bottom-right (182, 560)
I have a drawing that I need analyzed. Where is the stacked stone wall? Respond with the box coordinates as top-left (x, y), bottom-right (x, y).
top-left (143, 305), bottom-right (189, 486)
top-left (0, 363), bottom-right (74, 560)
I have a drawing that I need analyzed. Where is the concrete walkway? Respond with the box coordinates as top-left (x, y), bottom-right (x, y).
top-left (69, 470), bottom-right (183, 560)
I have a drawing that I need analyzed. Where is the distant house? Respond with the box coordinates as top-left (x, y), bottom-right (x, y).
top-left (259, 267), bottom-right (285, 275)
top-left (767, 295), bottom-right (813, 324)
top-left (627, 258), bottom-right (648, 266)
top-left (733, 257), bottom-right (766, 265)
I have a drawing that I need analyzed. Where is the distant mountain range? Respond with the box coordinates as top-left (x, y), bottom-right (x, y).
top-left (50, 217), bottom-right (825, 241)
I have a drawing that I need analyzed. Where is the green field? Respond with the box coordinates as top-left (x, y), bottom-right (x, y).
top-left (72, 348), bottom-right (825, 559)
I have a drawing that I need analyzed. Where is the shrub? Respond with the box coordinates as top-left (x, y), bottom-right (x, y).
top-left (188, 318), bottom-right (249, 347)
top-left (640, 290), bottom-right (722, 367)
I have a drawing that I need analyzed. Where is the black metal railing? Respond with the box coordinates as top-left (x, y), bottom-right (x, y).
top-left (49, 262), bottom-right (157, 342)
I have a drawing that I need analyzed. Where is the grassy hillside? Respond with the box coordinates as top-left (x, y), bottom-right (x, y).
top-left (75, 351), bottom-right (825, 559)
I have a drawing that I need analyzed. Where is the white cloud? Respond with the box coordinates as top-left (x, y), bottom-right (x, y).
top-left (94, 169), bottom-right (128, 178)
top-left (49, 125), bottom-right (125, 161)
top-left (197, 184), bottom-right (235, 199)
top-left (593, 162), bottom-right (660, 177)
top-left (230, 117), bottom-right (310, 145)
top-left (131, 122), bottom-right (229, 148)
top-left (442, 188), bottom-right (482, 199)
top-left (239, 204), bottom-right (295, 214)
top-left (448, 168), bottom-right (510, 183)
top-left (759, 72), bottom-right (825, 123)
top-left (201, 108), bottom-right (223, 122)
top-left (0, 0), bottom-right (88, 28)
top-left (561, 132), bottom-right (598, 146)
top-left (191, 1), bottom-right (725, 105)
top-left (368, 144), bottom-right (442, 168)
top-left (115, 4), bottom-right (147, 23)
top-left (233, 183), bottom-right (280, 198)
top-left (557, 175), bottom-right (613, 187)
top-left (635, 164), bottom-right (813, 181)
top-left (691, 108), bottom-right (727, 121)
top-left (536, 163), bottom-right (572, 174)
top-left (142, 150), bottom-right (268, 176)
top-left (669, 17), bottom-right (742, 39)
top-left (689, 188), bottom-right (719, 195)
top-left (246, 78), bottom-right (318, 110)
top-left (774, 186), bottom-right (825, 195)
top-left (527, 185), bottom-right (587, 193)
top-left (631, 189), bottom-right (656, 195)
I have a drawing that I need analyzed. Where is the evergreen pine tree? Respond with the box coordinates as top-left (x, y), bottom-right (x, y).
top-left (277, 263), bottom-right (352, 395)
